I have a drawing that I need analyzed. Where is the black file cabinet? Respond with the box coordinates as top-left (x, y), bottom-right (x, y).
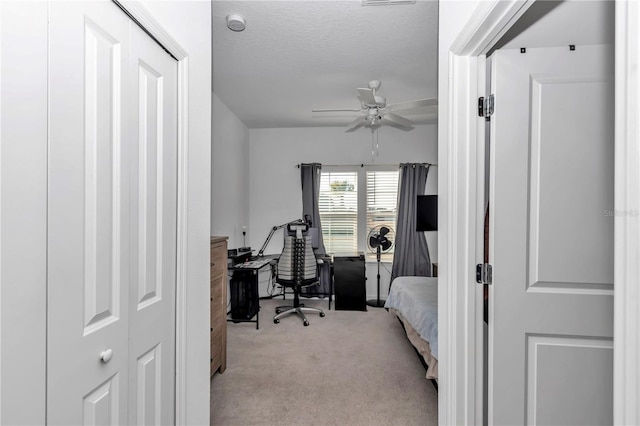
top-left (333, 253), bottom-right (366, 311)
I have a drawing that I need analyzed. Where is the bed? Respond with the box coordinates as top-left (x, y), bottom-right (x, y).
top-left (384, 276), bottom-right (438, 381)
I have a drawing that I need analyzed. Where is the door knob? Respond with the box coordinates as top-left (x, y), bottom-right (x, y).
top-left (100, 349), bottom-right (113, 363)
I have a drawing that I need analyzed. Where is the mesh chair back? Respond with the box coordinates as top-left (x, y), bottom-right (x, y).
top-left (277, 235), bottom-right (317, 285)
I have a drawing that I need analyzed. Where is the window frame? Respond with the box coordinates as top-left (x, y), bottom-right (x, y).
top-left (320, 165), bottom-right (399, 262)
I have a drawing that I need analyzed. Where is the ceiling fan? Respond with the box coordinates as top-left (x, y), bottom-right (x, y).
top-left (312, 80), bottom-right (437, 132)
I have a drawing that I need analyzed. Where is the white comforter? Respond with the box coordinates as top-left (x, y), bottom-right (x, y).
top-left (384, 276), bottom-right (438, 359)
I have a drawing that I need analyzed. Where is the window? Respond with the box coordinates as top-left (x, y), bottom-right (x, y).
top-left (318, 171), bottom-right (358, 253)
top-left (319, 167), bottom-right (399, 260)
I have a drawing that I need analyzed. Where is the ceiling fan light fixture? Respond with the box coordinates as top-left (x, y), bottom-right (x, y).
top-left (311, 80), bottom-right (436, 133)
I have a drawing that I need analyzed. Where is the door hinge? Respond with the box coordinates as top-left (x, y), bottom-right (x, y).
top-left (478, 94), bottom-right (494, 119)
top-left (476, 263), bottom-right (493, 285)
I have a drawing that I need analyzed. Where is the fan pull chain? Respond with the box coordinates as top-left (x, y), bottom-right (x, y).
top-left (371, 129), bottom-right (375, 161)
top-left (370, 128), bottom-right (380, 162)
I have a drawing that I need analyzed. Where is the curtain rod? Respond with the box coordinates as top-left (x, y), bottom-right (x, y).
top-left (295, 163), bottom-right (437, 168)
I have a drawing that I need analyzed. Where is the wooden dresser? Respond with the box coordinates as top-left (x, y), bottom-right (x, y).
top-left (210, 236), bottom-right (228, 376)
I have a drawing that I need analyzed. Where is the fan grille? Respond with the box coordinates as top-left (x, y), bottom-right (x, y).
top-left (367, 225), bottom-right (395, 254)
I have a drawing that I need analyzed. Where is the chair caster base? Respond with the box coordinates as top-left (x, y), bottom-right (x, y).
top-left (273, 305), bottom-right (325, 326)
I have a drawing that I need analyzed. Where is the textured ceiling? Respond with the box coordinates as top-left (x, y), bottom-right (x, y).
top-left (212, 0), bottom-right (439, 129)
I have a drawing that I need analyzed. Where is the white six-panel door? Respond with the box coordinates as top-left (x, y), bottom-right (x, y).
top-left (47, 2), bottom-right (177, 424)
top-left (489, 45), bottom-right (614, 425)
top-left (128, 19), bottom-right (178, 426)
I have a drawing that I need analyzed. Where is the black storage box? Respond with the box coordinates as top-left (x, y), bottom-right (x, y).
top-left (333, 253), bottom-right (367, 311)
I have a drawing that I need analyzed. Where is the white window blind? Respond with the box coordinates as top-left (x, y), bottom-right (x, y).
top-left (319, 171), bottom-right (358, 253)
top-left (319, 168), bottom-right (399, 258)
top-left (366, 170), bottom-right (399, 258)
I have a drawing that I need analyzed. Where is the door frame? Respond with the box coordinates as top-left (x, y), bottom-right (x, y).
top-left (111, 1), bottom-right (190, 423)
top-left (440, 1), bottom-right (640, 425)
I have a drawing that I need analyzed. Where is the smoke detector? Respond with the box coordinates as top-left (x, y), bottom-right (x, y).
top-left (226, 14), bottom-right (246, 32)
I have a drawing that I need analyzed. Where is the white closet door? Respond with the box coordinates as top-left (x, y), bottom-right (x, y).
top-left (488, 45), bottom-right (614, 425)
top-left (47, 2), bottom-right (178, 424)
top-left (48, 2), bottom-right (131, 423)
top-left (127, 20), bottom-right (178, 426)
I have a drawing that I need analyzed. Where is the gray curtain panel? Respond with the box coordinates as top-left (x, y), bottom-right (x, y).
top-left (300, 163), bottom-right (326, 254)
top-left (300, 163), bottom-right (331, 296)
top-left (391, 163), bottom-right (431, 282)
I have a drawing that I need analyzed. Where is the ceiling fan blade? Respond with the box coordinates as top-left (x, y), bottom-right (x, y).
top-left (357, 88), bottom-right (377, 106)
top-left (387, 98), bottom-right (438, 111)
top-left (384, 112), bottom-right (414, 127)
top-left (312, 108), bottom-right (362, 113)
top-left (345, 116), bottom-right (367, 132)
top-left (380, 116), bottom-right (413, 131)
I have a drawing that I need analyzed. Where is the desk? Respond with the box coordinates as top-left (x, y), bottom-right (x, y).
top-left (227, 257), bottom-right (275, 329)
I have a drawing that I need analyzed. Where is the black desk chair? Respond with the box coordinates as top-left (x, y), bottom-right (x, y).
top-left (274, 223), bottom-right (325, 326)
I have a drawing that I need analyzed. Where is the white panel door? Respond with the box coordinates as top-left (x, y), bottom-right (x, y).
top-left (48, 3), bottom-right (131, 423)
top-left (48, 2), bottom-right (177, 424)
top-left (128, 21), bottom-right (178, 426)
top-left (489, 45), bottom-right (614, 425)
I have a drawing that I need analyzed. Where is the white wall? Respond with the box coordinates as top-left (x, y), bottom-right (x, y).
top-left (0, 3), bottom-right (48, 424)
top-left (248, 125), bottom-right (437, 299)
top-left (211, 93), bottom-right (250, 248)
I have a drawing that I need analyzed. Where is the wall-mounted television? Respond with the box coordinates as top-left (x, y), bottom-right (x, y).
top-left (416, 195), bottom-right (438, 231)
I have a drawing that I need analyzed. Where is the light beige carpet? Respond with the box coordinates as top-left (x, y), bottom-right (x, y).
top-left (210, 298), bottom-right (438, 425)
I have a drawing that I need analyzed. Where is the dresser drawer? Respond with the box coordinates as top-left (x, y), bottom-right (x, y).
top-left (211, 276), bottom-right (223, 298)
top-left (210, 246), bottom-right (227, 270)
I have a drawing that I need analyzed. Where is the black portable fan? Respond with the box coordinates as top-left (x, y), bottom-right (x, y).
top-left (366, 225), bottom-right (394, 308)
